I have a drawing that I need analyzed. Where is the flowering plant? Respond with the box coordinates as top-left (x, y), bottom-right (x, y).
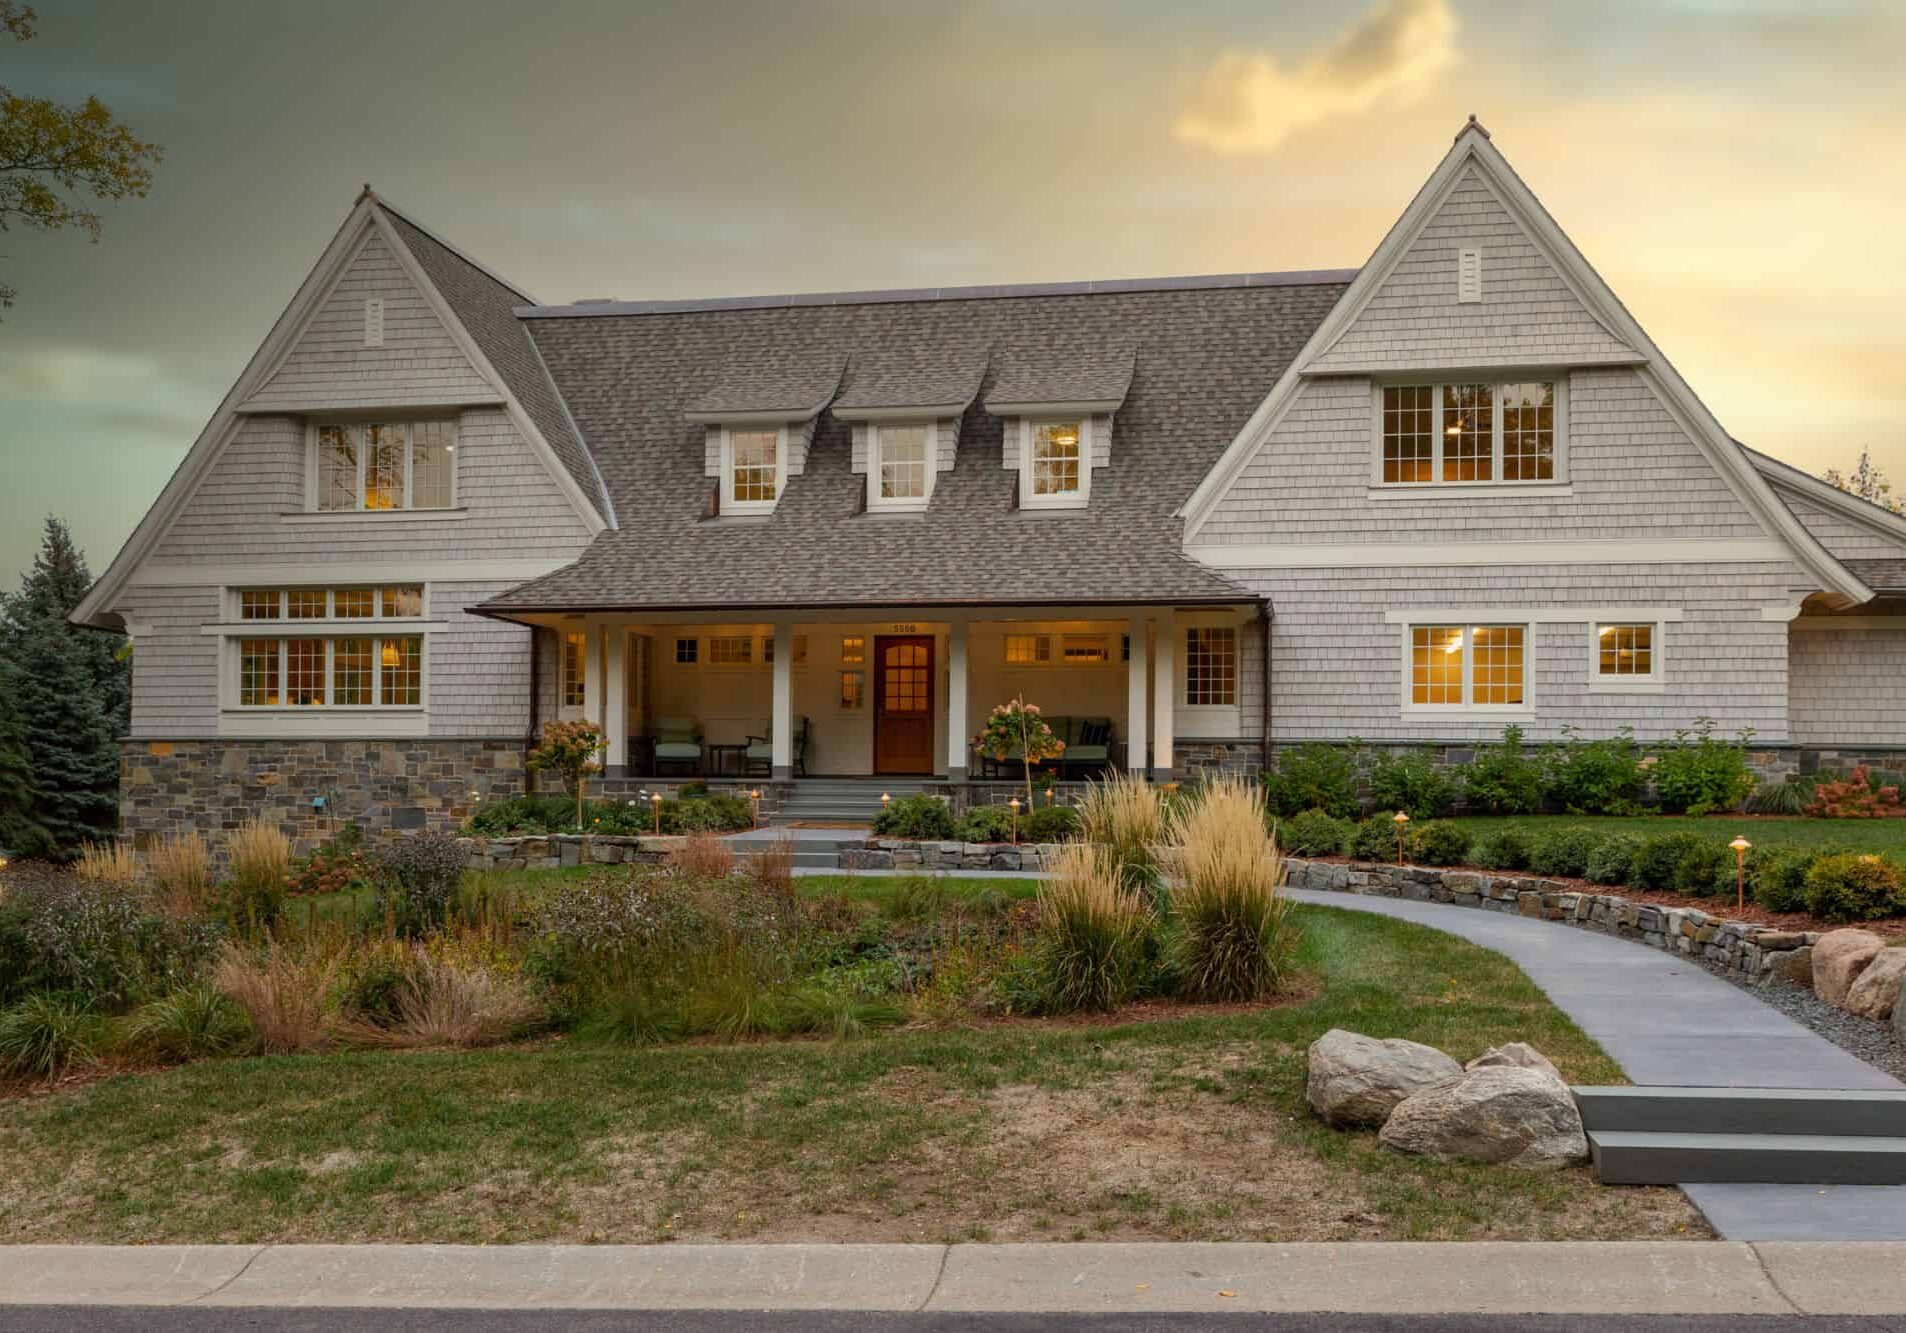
top-left (528, 720), bottom-right (607, 828)
top-left (973, 695), bottom-right (1065, 808)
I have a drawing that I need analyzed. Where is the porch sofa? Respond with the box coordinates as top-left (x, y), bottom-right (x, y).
top-left (974, 715), bottom-right (1120, 780)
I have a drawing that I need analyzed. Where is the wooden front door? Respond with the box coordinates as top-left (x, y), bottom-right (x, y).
top-left (874, 635), bottom-right (935, 775)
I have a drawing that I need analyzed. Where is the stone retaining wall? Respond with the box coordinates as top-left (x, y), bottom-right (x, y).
top-left (457, 833), bottom-right (685, 871)
top-left (839, 838), bottom-right (1057, 873)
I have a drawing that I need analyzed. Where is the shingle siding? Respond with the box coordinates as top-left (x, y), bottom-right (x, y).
top-left (1309, 164), bottom-right (1636, 373)
top-left (118, 587), bottom-right (222, 736)
top-left (244, 231), bottom-right (497, 411)
top-left (1781, 495), bottom-right (1906, 561)
top-left (1789, 626), bottom-right (1906, 747)
top-left (425, 581), bottom-right (535, 739)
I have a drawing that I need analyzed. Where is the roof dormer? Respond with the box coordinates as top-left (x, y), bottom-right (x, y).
top-left (986, 346), bottom-right (1134, 511)
top-left (832, 348), bottom-right (986, 513)
top-left (685, 356), bottom-right (843, 515)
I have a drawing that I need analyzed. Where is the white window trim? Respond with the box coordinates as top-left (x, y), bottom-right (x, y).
top-left (559, 630), bottom-right (589, 720)
top-left (703, 634), bottom-right (757, 671)
top-left (1002, 633), bottom-right (1053, 667)
top-left (1369, 379), bottom-right (1568, 489)
top-left (867, 420), bottom-right (936, 513)
top-left (305, 419), bottom-right (459, 514)
top-left (1019, 417), bottom-right (1091, 510)
top-left (1588, 620), bottom-right (1667, 693)
top-left (1177, 612), bottom-right (1244, 737)
top-left (1398, 622), bottom-right (1536, 717)
top-left (721, 424), bottom-right (789, 515)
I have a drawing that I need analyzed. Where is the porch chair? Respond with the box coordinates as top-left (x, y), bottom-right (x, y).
top-left (1059, 716), bottom-right (1117, 779)
top-left (745, 715), bottom-right (810, 777)
top-left (652, 716), bottom-right (704, 776)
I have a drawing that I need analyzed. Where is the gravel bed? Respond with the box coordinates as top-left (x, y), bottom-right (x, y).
top-left (1696, 954), bottom-right (1906, 1082)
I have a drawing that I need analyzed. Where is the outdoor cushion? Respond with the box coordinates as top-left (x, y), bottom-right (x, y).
top-left (654, 716), bottom-right (702, 761)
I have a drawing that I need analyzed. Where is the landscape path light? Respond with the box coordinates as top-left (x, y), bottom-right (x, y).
top-left (1730, 835), bottom-right (1752, 913)
top-left (1009, 796), bottom-right (1021, 845)
top-left (749, 789), bottom-right (762, 829)
top-left (651, 790), bottom-right (664, 836)
top-left (1393, 810), bottom-right (1411, 866)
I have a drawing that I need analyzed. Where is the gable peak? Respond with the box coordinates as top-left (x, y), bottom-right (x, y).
top-left (1453, 113), bottom-right (1491, 145)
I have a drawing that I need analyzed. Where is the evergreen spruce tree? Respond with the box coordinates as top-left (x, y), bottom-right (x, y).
top-left (0, 656), bottom-right (52, 857)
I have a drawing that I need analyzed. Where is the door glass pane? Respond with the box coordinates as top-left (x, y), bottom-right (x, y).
top-left (883, 642), bottom-right (928, 712)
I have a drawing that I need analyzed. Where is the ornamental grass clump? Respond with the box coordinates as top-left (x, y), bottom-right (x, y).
top-left (123, 985), bottom-right (252, 1061)
top-left (1029, 842), bottom-right (1153, 1013)
top-left (377, 956), bottom-right (541, 1048)
top-left (1166, 776), bottom-right (1295, 1002)
top-left (148, 832), bottom-right (213, 918)
top-left (76, 840), bottom-right (140, 889)
top-left (225, 820), bottom-right (291, 928)
top-left (0, 993), bottom-right (109, 1081)
top-left (1078, 771), bottom-right (1169, 896)
top-left (670, 830), bottom-right (737, 881)
top-left (212, 940), bottom-right (339, 1054)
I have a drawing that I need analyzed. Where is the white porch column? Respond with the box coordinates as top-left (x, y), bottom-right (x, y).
top-left (603, 627), bottom-right (627, 771)
top-left (1125, 614), bottom-right (1148, 777)
top-left (946, 622), bottom-right (969, 783)
top-left (583, 623), bottom-right (604, 729)
top-left (771, 622), bottom-right (794, 779)
top-left (1150, 610), bottom-right (1176, 782)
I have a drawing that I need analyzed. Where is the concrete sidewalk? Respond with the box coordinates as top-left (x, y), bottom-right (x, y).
top-left (2, 1242), bottom-right (1904, 1314)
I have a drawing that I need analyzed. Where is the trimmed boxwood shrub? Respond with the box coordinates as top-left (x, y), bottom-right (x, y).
top-left (1671, 840), bottom-right (1734, 898)
top-left (1803, 852), bottom-right (1906, 923)
top-left (1469, 826), bottom-right (1532, 872)
top-left (1526, 825), bottom-right (1602, 878)
top-left (872, 794), bottom-right (955, 840)
top-left (1584, 833), bottom-right (1644, 886)
top-left (1368, 750), bottom-right (1459, 819)
top-left (1277, 809), bottom-right (1351, 858)
top-left (954, 804), bottom-right (1017, 844)
top-left (1629, 830), bottom-right (1710, 891)
top-left (1748, 846), bottom-right (1817, 913)
top-left (1411, 821), bottom-right (1471, 867)
top-left (1347, 817), bottom-right (1407, 864)
top-left (1024, 804), bottom-right (1081, 842)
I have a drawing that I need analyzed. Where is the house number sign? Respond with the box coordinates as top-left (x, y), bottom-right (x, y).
top-left (890, 623), bottom-right (919, 633)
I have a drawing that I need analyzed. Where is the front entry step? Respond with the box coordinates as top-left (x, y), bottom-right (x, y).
top-left (1575, 1086), bottom-right (1906, 1139)
top-left (1588, 1130), bottom-right (1906, 1186)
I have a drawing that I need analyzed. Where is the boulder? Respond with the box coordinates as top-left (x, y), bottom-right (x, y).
top-left (1378, 1066), bottom-right (1589, 1170)
top-left (1465, 1042), bottom-right (1564, 1085)
top-left (1813, 929), bottom-right (1886, 1008)
top-left (1845, 947), bottom-right (1906, 1021)
top-left (1305, 1029), bottom-right (1463, 1128)
top-left (1895, 974), bottom-right (1906, 1044)
top-left (1770, 946), bottom-right (1814, 987)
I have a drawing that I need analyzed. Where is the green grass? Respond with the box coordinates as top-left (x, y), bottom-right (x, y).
top-left (0, 901), bottom-right (1698, 1246)
top-left (798, 873), bottom-right (1041, 904)
top-left (1446, 814), bottom-right (1906, 857)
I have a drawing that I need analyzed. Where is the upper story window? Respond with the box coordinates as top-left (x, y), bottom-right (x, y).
top-left (1378, 382), bottom-right (1560, 486)
top-left (1407, 624), bottom-right (1528, 710)
top-left (722, 427), bottom-right (785, 514)
top-left (1020, 418), bottom-right (1090, 510)
top-left (869, 422), bottom-right (934, 512)
top-left (312, 420), bottom-right (456, 512)
top-left (237, 585), bottom-right (423, 621)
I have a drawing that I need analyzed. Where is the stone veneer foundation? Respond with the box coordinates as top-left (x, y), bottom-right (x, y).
top-left (120, 738), bottom-right (526, 853)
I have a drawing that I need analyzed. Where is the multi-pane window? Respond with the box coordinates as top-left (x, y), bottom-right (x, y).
top-left (840, 636), bottom-right (865, 664)
top-left (1061, 635), bottom-right (1109, 664)
top-left (231, 586), bottom-right (426, 709)
top-left (240, 639), bottom-right (281, 706)
top-left (380, 636), bottom-right (422, 707)
top-left (333, 638), bottom-right (373, 706)
top-left (1409, 625), bottom-right (1527, 708)
top-left (872, 423), bottom-right (932, 508)
top-left (1377, 382), bottom-right (1558, 485)
top-left (675, 638), bottom-right (699, 665)
top-left (1597, 623), bottom-right (1656, 678)
top-left (238, 586), bottom-right (422, 621)
top-left (707, 636), bottom-right (753, 665)
top-left (1004, 634), bottom-right (1051, 665)
top-left (240, 591), bottom-right (281, 621)
top-left (312, 420), bottom-right (456, 511)
top-left (1029, 420), bottom-right (1083, 499)
top-left (728, 429), bottom-right (779, 507)
top-left (1184, 627), bottom-right (1237, 707)
top-left (561, 631), bottom-right (587, 709)
top-left (838, 670), bottom-right (864, 710)
top-left (334, 588), bottom-right (374, 619)
top-left (286, 590), bottom-right (327, 619)
top-left (286, 639), bottom-right (326, 706)
top-left (381, 586), bottom-right (423, 618)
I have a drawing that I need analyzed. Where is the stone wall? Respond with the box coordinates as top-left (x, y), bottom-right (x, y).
top-left (840, 837), bottom-right (1058, 873)
top-left (459, 833), bottom-right (681, 871)
top-left (121, 738), bottom-right (526, 854)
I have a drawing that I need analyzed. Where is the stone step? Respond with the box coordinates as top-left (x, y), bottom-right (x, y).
top-left (1588, 1131), bottom-right (1906, 1185)
top-left (1575, 1086), bottom-right (1906, 1139)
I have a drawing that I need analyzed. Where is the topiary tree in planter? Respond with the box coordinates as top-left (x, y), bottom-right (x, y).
top-left (527, 720), bottom-right (606, 829)
top-left (974, 695), bottom-right (1065, 811)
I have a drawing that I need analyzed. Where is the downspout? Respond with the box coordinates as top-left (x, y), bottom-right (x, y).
top-left (1260, 600), bottom-right (1275, 769)
top-left (524, 626), bottom-right (542, 796)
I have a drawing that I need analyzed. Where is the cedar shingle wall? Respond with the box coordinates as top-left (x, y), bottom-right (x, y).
top-left (1789, 627), bottom-right (1906, 746)
top-left (1782, 495), bottom-right (1906, 561)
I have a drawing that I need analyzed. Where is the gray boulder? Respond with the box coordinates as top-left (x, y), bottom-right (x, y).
top-left (1306, 1028), bottom-right (1462, 1128)
top-left (1464, 1041), bottom-right (1564, 1084)
top-left (1813, 929), bottom-right (1885, 1008)
top-left (1378, 1065), bottom-right (1589, 1170)
top-left (1846, 947), bottom-right (1906, 1021)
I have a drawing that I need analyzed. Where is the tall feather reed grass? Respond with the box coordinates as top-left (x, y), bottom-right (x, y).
top-left (226, 820), bottom-right (291, 928)
top-left (670, 830), bottom-right (736, 880)
top-left (212, 940), bottom-right (339, 1053)
top-left (1030, 841), bottom-right (1153, 1013)
top-left (76, 841), bottom-right (140, 888)
top-left (1078, 772), bottom-right (1169, 897)
top-left (148, 832), bottom-right (213, 918)
top-left (1166, 774), bottom-right (1296, 1001)
top-left (374, 957), bottom-right (540, 1048)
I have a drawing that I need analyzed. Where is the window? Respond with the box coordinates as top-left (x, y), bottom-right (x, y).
top-left (240, 591), bottom-right (281, 621)
top-left (870, 422), bottom-right (933, 510)
top-left (1408, 624), bottom-right (1527, 709)
top-left (793, 635), bottom-right (808, 665)
top-left (1061, 635), bottom-right (1109, 665)
top-left (840, 636), bottom-right (864, 664)
top-left (311, 420), bottom-right (456, 512)
top-left (380, 637), bottom-right (422, 707)
top-left (561, 631), bottom-right (587, 709)
top-left (286, 590), bottom-right (327, 620)
top-left (839, 670), bottom-right (865, 710)
top-left (333, 638), bottom-right (373, 706)
top-left (1020, 418), bottom-right (1089, 509)
top-left (286, 639), bottom-right (325, 706)
top-left (1596, 622), bottom-right (1659, 681)
top-left (240, 639), bottom-right (280, 706)
top-left (707, 636), bottom-right (753, 666)
top-left (236, 586), bottom-right (421, 621)
top-left (1377, 382), bottom-right (1559, 486)
top-left (1185, 627), bottom-right (1237, 706)
top-left (334, 588), bottom-right (374, 619)
top-left (1004, 634), bottom-right (1050, 665)
top-left (229, 587), bottom-right (427, 710)
top-left (675, 638), bottom-right (699, 665)
top-left (723, 427), bottom-right (783, 512)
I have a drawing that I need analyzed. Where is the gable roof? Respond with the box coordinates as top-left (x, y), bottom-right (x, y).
top-left (1178, 119), bottom-right (1875, 609)
top-left (477, 272), bottom-right (1350, 615)
top-left (1744, 444), bottom-right (1906, 565)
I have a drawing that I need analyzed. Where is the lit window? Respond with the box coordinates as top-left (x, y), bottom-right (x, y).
top-left (286, 590), bottom-right (327, 619)
top-left (240, 639), bottom-right (280, 706)
top-left (1062, 635), bottom-right (1109, 664)
top-left (411, 420), bottom-right (456, 509)
top-left (675, 638), bottom-right (699, 665)
top-left (561, 631), bottom-right (587, 709)
top-left (1185, 627), bottom-right (1237, 706)
top-left (871, 422), bottom-right (932, 509)
top-left (381, 586), bottom-right (423, 619)
top-left (1004, 634), bottom-right (1050, 665)
top-left (727, 428), bottom-right (780, 509)
top-left (312, 420), bottom-right (458, 512)
top-left (380, 636), bottom-right (422, 707)
top-left (364, 424), bottom-right (406, 509)
top-left (707, 636), bottom-right (753, 665)
top-left (839, 670), bottom-right (864, 709)
top-left (840, 636), bottom-right (864, 664)
top-left (1597, 623), bottom-right (1656, 678)
top-left (1382, 385), bottom-right (1433, 483)
top-left (240, 591), bottom-right (281, 621)
top-left (335, 588), bottom-right (374, 619)
top-left (1409, 625), bottom-right (1526, 708)
top-left (333, 638), bottom-right (373, 705)
top-left (1441, 384), bottom-right (1493, 482)
top-left (1376, 382), bottom-right (1558, 486)
top-left (286, 639), bottom-right (326, 706)
top-left (1025, 419), bottom-right (1085, 505)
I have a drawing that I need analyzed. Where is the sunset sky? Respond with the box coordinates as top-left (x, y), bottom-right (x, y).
top-left (4, 0), bottom-right (1903, 585)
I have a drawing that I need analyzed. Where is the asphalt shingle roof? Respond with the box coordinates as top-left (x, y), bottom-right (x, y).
top-left (983, 344), bottom-right (1135, 411)
top-left (1846, 558), bottom-right (1906, 592)
top-left (832, 345), bottom-right (988, 414)
top-left (684, 355), bottom-right (844, 419)
top-left (480, 274), bottom-right (1351, 614)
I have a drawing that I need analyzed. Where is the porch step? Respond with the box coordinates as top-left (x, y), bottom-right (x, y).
top-left (1587, 1130), bottom-right (1906, 1186)
top-left (1575, 1086), bottom-right (1906, 1139)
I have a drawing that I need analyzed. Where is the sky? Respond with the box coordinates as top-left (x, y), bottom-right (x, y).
top-left (3, 0), bottom-right (1904, 587)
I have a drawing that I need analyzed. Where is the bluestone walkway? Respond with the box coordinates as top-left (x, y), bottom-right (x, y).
top-left (1287, 888), bottom-right (1906, 1241)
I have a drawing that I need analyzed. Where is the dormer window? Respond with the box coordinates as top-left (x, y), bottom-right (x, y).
top-left (1022, 418), bottom-right (1089, 509)
top-left (310, 419), bottom-right (456, 512)
top-left (722, 426), bottom-right (786, 514)
top-left (868, 421), bottom-right (935, 512)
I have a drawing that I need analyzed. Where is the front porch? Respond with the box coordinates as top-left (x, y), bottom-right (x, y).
top-left (527, 603), bottom-right (1258, 788)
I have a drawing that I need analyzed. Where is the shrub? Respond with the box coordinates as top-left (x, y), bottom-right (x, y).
top-left (1410, 821), bottom-right (1472, 867)
top-left (1166, 776), bottom-right (1294, 1001)
top-left (1262, 742), bottom-right (1359, 819)
top-left (1584, 833), bottom-right (1644, 886)
top-left (1024, 803), bottom-right (1081, 842)
top-left (1648, 718), bottom-right (1756, 815)
top-left (1460, 726), bottom-right (1543, 815)
top-left (1276, 809), bottom-right (1351, 858)
top-left (1469, 826), bottom-right (1532, 872)
top-left (290, 824), bottom-right (377, 898)
top-left (1078, 772), bottom-right (1169, 896)
top-left (225, 820), bottom-right (291, 928)
top-left (0, 993), bottom-right (107, 1080)
top-left (1527, 825), bottom-right (1603, 879)
top-left (1672, 840), bottom-right (1734, 898)
top-left (1346, 816), bottom-right (1409, 864)
top-left (123, 985), bottom-right (252, 1061)
top-left (1748, 846), bottom-right (1817, 913)
top-left (1630, 831), bottom-right (1711, 891)
top-left (148, 832), bottom-right (213, 917)
top-left (1027, 843), bottom-right (1153, 1013)
top-left (0, 876), bottom-right (219, 1009)
top-left (955, 803), bottom-right (1018, 844)
top-left (377, 957), bottom-right (541, 1048)
top-left (76, 840), bottom-right (140, 888)
top-left (1541, 726), bottom-right (1643, 815)
top-left (374, 831), bottom-right (468, 934)
top-left (467, 794), bottom-right (583, 835)
top-left (1367, 750), bottom-right (1458, 819)
top-left (669, 831), bottom-right (737, 880)
top-left (1747, 775), bottom-right (1818, 816)
top-left (212, 942), bottom-right (339, 1054)
top-left (1804, 766), bottom-right (1906, 819)
top-left (1803, 853), bottom-right (1906, 923)
top-left (669, 794), bottom-right (754, 834)
top-left (527, 719), bottom-right (607, 827)
top-left (872, 794), bottom-right (955, 840)
top-left (973, 696), bottom-right (1068, 810)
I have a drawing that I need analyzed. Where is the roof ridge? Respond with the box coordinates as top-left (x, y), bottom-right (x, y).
top-left (517, 267), bottom-right (1359, 319)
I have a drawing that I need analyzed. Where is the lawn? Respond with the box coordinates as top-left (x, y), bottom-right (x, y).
top-left (0, 889), bottom-right (1702, 1246)
top-left (1446, 814), bottom-right (1906, 857)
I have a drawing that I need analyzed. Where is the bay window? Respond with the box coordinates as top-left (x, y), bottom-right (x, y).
top-left (311, 420), bottom-right (457, 512)
top-left (1378, 381), bottom-right (1560, 486)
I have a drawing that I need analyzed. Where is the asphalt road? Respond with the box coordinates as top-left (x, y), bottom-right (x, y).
top-left (3, 1313), bottom-right (1904, 1332)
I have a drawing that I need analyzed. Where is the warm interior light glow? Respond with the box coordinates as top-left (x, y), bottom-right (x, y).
top-left (1598, 625), bottom-right (1616, 637)
top-left (380, 641), bottom-right (400, 667)
top-left (1444, 631), bottom-right (1464, 654)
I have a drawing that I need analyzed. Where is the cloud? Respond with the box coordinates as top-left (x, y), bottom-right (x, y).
top-left (1173, 0), bottom-right (1457, 155)
top-left (0, 342), bottom-right (210, 444)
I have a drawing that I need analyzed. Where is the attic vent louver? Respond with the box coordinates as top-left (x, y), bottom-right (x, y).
top-left (1457, 248), bottom-right (1482, 304)
top-left (363, 297), bottom-right (385, 347)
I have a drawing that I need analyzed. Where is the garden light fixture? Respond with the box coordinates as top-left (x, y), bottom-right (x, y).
top-left (651, 789), bottom-right (663, 835)
top-left (749, 788), bottom-right (761, 828)
top-left (1393, 810), bottom-right (1410, 865)
top-left (1009, 796), bottom-right (1020, 845)
top-left (1730, 835), bottom-right (1752, 912)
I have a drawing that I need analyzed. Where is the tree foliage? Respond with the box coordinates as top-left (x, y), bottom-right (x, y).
top-left (0, 3), bottom-right (163, 309)
top-left (1823, 448), bottom-right (1904, 518)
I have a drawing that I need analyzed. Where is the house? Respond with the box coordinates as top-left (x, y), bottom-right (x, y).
top-left (73, 119), bottom-right (1906, 842)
